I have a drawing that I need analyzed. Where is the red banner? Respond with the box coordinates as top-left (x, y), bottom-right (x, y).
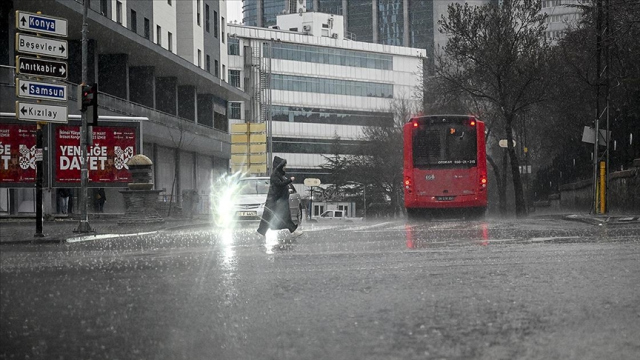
top-left (0, 124), bottom-right (37, 183)
top-left (55, 125), bottom-right (137, 183)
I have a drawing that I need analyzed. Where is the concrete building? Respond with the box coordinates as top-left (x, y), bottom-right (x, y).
top-left (227, 12), bottom-right (425, 184)
top-left (0, 0), bottom-right (248, 215)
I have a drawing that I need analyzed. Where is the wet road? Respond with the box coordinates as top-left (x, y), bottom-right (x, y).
top-left (1, 217), bottom-right (639, 359)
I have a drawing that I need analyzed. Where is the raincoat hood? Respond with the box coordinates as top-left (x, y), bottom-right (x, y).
top-left (273, 156), bottom-right (287, 172)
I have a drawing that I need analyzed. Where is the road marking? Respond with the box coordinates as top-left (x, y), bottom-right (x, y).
top-left (65, 231), bottom-right (158, 243)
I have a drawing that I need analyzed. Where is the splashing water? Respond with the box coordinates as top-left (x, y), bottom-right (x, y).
top-left (210, 172), bottom-right (247, 228)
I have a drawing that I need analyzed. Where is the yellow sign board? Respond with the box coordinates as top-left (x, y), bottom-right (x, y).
top-left (230, 133), bottom-right (267, 144)
top-left (231, 154), bottom-right (267, 165)
top-left (230, 122), bottom-right (266, 134)
top-left (230, 163), bottom-right (268, 174)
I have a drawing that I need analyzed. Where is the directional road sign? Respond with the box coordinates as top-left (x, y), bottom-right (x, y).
top-left (16, 33), bottom-right (68, 59)
top-left (16, 79), bottom-right (67, 102)
top-left (16, 101), bottom-right (68, 124)
top-left (16, 56), bottom-right (68, 79)
top-left (16, 11), bottom-right (68, 37)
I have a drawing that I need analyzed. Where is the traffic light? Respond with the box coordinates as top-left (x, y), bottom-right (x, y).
top-left (78, 83), bottom-right (98, 125)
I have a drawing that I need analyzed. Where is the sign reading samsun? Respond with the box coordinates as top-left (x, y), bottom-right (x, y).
top-left (0, 123), bottom-right (37, 183)
top-left (55, 125), bottom-right (137, 183)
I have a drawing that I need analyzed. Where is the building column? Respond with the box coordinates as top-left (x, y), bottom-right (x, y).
top-left (372, 0), bottom-right (378, 43)
top-left (98, 54), bottom-right (129, 100)
top-left (257, 0), bottom-right (263, 27)
top-left (129, 66), bottom-right (156, 108)
top-left (178, 85), bottom-right (197, 121)
top-left (197, 93), bottom-right (214, 127)
top-left (155, 77), bottom-right (178, 115)
top-left (403, 0), bottom-right (410, 46)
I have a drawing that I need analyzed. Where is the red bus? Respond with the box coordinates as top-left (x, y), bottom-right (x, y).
top-left (403, 115), bottom-right (487, 219)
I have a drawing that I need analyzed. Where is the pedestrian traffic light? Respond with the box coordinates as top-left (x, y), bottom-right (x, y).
top-left (78, 83), bottom-right (98, 126)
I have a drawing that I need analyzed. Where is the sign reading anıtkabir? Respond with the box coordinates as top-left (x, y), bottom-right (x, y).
top-left (16, 56), bottom-right (68, 79)
top-left (0, 123), bottom-right (37, 183)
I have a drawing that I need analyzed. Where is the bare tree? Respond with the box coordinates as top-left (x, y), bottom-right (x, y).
top-left (436, 0), bottom-right (552, 217)
top-left (167, 119), bottom-right (195, 217)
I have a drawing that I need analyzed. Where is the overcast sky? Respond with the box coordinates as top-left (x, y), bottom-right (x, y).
top-left (227, 0), bottom-right (243, 23)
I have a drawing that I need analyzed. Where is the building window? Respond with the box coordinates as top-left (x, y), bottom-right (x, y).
top-left (197, 0), bottom-right (201, 26)
top-left (116, 1), bottom-right (123, 24)
top-left (130, 10), bottom-right (137, 33)
top-left (269, 42), bottom-right (393, 70)
top-left (214, 60), bottom-right (219, 77)
top-left (156, 25), bottom-right (162, 46)
top-left (198, 50), bottom-right (202, 68)
top-left (168, 32), bottom-right (173, 52)
top-left (228, 38), bottom-right (240, 55)
top-left (100, 0), bottom-right (108, 16)
top-left (214, 11), bottom-right (219, 38)
top-left (144, 18), bottom-right (150, 39)
top-left (271, 74), bottom-right (393, 98)
top-left (229, 70), bottom-right (241, 88)
top-left (229, 102), bottom-right (242, 120)
top-left (206, 4), bottom-right (210, 33)
top-left (222, 65), bottom-right (226, 81)
top-left (206, 55), bottom-right (211, 73)
top-left (168, 0), bottom-right (172, 5)
top-left (221, 17), bottom-right (225, 42)
top-left (271, 106), bottom-right (393, 127)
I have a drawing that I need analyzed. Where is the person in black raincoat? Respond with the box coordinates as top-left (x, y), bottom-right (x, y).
top-left (257, 156), bottom-right (298, 236)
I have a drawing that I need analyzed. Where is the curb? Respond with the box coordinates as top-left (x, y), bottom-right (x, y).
top-left (563, 214), bottom-right (640, 226)
top-left (0, 221), bottom-right (217, 245)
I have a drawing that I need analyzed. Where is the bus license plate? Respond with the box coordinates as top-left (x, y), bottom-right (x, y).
top-left (436, 196), bottom-right (455, 201)
top-left (237, 211), bottom-right (257, 217)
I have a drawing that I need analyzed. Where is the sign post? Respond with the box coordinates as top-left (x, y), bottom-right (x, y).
top-left (304, 178), bottom-right (321, 220)
top-left (14, 10), bottom-right (69, 236)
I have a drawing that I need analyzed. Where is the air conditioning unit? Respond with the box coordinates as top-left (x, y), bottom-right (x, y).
top-left (331, 33), bottom-right (338, 39)
top-left (303, 25), bottom-right (311, 31)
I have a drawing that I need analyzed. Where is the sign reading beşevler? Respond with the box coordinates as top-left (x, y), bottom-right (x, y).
top-left (55, 125), bottom-right (136, 183)
top-left (0, 124), bottom-right (37, 183)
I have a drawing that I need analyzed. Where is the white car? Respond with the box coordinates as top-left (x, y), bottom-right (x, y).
top-left (233, 177), bottom-right (303, 225)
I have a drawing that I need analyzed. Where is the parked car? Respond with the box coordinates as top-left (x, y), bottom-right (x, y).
top-left (233, 177), bottom-right (303, 225)
top-left (314, 210), bottom-right (363, 223)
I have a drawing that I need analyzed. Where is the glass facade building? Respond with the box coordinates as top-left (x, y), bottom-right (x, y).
top-left (408, 0), bottom-right (433, 52)
top-left (271, 106), bottom-right (393, 127)
top-left (318, 0), bottom-right (344, 15)
top-left (269, 43), bottom-right (393, 70)
top-left (240, 1), bottom-right (448, 59)
top-left (271, 74), bottom-right (393, 98)
top-left (377, 0), bottom-right (404, 46)
top-left (242, 0), bottom-right (259, 26)
top-left (347, 0), bottom-right (374, 43)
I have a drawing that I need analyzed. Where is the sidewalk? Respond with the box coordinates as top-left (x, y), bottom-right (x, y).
top-left (562, 213), bottom-right (640, 226)
top-left (0, 214), bottom-right (214, 245)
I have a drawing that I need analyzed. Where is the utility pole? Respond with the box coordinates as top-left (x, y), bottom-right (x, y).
top-left (75, 0), bottom-right (93, 233)
top-left (593, 0), bottom-right (603, 215)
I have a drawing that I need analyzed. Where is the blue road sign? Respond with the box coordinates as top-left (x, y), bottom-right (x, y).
top-left (16, 79), bottom-right (68, 102)
top-left (16, 11), bottom-right (68, 37)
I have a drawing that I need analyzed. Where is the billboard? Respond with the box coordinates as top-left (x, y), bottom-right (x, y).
top-left (0, 123), bottom-right (37, 183)
top-left (54, 124), bottom-right (137, 184)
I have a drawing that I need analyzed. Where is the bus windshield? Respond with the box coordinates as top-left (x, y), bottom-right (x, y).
top-left (412, 121), bottom-right (477, 168)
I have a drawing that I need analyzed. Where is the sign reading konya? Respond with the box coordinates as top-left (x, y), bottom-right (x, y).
top-left (0, 123), bottom-right (37, 183)
top-left (55, 125), bottom-right (137, 183)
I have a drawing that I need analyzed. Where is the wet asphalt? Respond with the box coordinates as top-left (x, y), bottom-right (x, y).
top-left (1, 217), bottom-right (639, 360)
